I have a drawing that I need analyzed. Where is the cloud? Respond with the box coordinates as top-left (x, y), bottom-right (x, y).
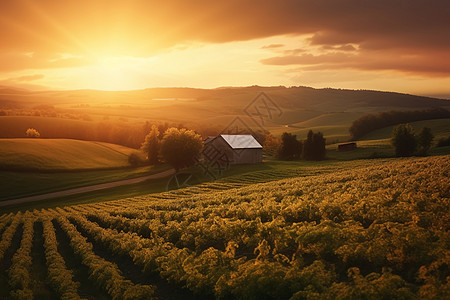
top-left (0, 0), bottom-right (449, 77)
top-left (261, 44), bottom-right (284, 49)
top-left (321, 44), bottom-right (357, 52)
top-left (11, 74), bottom-right (45, 82)
top-left (0, 52), bottom-right (95, 72)
top-left (261, 49), bottom-right (450, 76)
top-left (261, 52), bottom-right (354, 66)
top-left (0, 74), bottom-right (48, 90)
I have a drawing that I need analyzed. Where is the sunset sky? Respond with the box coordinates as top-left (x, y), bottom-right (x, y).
top-left (1, 0), bottom-right (449, 98)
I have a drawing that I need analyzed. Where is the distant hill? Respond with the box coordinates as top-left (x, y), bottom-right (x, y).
top-left (1, 85), bottom-right (449, 143)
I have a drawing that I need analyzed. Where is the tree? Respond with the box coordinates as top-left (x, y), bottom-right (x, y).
top-left (312, 131), bottom-right (326, 160)
top-left (417, 127), bottom-right (434, 156)
top-left (26, 128), bottom-right (40, 138)
top-left (264, 133), bottom-right (281, 157)
top-left (303, 130), bottom-right (326, 161)
top-left (159, 127), bottom-right (203, 171)
top-left (141, 125), bottom-right (160, 164)
top-left (277, 132), bottom-right (302, 160)
top-left (391, 124), bottom-right (417, 157)
top-left (302, 130), bottom-right (314, 160)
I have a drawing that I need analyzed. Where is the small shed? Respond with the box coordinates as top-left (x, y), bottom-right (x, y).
top-left (338, 142), bottom-right (357, 151)
top-left (204, 134), bottom-right (262, 164)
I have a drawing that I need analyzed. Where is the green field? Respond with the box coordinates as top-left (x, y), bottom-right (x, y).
top-left (0, 138), bottom-right (136, 171)
top-left (0, 138), bottom-right (172, 202)
top-left (0, 164), bottom-right (170, 202)
top-left (0, 155), bottom-right (448, 299)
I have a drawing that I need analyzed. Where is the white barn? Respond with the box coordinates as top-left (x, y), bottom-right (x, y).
top-left (204, 134), bottom-right (262, 164)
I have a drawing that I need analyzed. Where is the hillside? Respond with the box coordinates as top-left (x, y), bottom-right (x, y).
top-left (360, 118), bottom-right (450, 141)
top-left (1, 86), bottom-right (449, 144)
top-left (0, 139), bottom-right (136, 171)
top-left (0, 155), bottom-right (448, 299)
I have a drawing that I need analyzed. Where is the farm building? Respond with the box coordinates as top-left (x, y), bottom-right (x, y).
top-left (204, 134), bottom-right (262, 164)
top-left (338, 142), bottom-right (357, 151)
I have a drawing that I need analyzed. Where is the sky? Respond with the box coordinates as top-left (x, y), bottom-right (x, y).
top-left (0, 0), bottom-right (449, 98)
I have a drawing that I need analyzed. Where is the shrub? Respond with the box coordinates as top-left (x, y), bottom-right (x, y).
top-left (128, 151), bottom-right (147, 166)
top-left (25, 128), bottom-right (40, 138)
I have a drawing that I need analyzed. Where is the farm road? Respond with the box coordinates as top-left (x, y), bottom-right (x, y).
top-left (0, 169), bottom-right (175, 207)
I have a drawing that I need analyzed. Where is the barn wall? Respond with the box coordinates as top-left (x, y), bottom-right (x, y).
top-left (205, 137), bottom-right (262, 164)
top-left (232, 148), bottom-right (262, 164)
top-left (204, 138), bottom-right (234, 163)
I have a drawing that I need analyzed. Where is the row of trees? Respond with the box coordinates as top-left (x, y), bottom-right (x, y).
top-left (277, 130), bottom-right (326, 161)
top-left (391, 124), bottom-right (434, 156)
top-left (349, 108), bottom-right (450, 140)
top-left (140, 126), bottom-right (203, 171)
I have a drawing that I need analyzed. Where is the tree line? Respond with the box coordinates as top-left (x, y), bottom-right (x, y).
top-left (274, 130), bottom-right (326, 161)
top-left (349, 108), bottom-right (450, 140)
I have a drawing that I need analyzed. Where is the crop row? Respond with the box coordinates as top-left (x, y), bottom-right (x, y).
top-left (1, 155), bottom-right (448, 299)
top-left (53, 209), bottom-right (156, 300)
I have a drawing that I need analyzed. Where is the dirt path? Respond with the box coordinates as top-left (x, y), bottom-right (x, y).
top-left (0, 169), bottom-right (175, 207)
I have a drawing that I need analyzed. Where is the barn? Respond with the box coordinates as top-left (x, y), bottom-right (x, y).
top-left (204, 134), bottom-right (262, 164)
top-left (338, 142), bottom-right (357, 151)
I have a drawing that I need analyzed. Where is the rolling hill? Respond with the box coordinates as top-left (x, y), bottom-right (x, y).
top-left (0, 139), bottom-right (136, 171)
top-left (1, 85), bottom-right (449, 147)
top-left (1, 85), bottom-right (449, 128)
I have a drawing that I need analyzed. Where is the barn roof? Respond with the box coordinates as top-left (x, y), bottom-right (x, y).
top-left (220, 134), bottom-right (262, 149)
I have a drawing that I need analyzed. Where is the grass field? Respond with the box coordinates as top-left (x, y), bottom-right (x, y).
top-left (0, 155), bottom-right (448, 299)
top-left (0, 138), bottom-right (172, 202)
top-left (0, 164), bottom-right (170, 202)
top-left (0, 138), bottom-right (137, 171)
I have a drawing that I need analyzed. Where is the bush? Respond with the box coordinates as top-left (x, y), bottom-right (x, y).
top-left (25, 128), bottom-right (40, 138)
top-left (128, 151), bottom-right (147, 167)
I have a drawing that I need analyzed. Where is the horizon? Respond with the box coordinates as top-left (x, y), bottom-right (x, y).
top-left (1, 1), bottom-right (450, 98)
top-left (1, 84), bottom-right (450, 101)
